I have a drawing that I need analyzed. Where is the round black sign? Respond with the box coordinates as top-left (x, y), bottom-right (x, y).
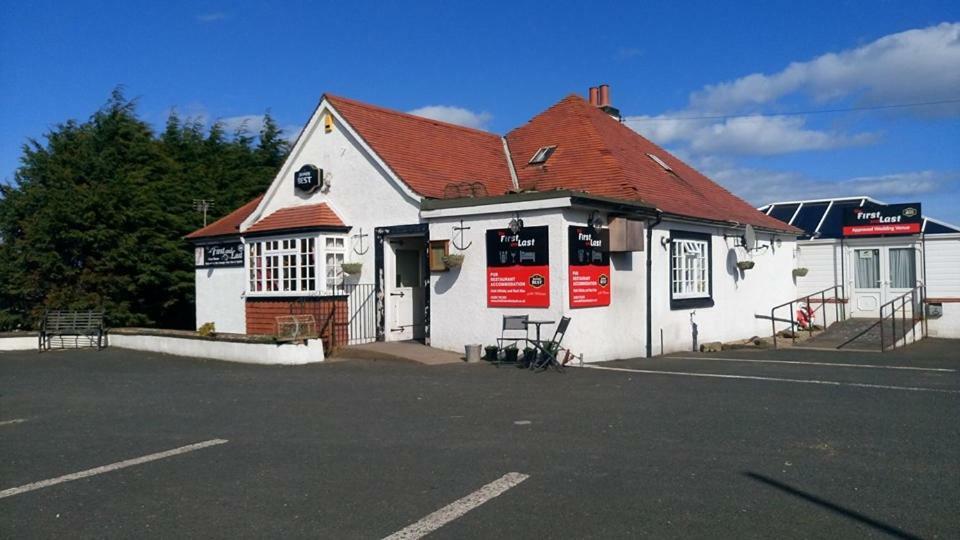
top-left (529, 274), bottom-right (545, 288)
top-left (294, 164), bottom-right (321, 193)
top-left (598, 274), bottom-right (609, 287)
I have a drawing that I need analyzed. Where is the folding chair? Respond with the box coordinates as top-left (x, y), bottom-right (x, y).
top-left (529, 316), bottom-right (571, 373)
top-left (495, 315), bottom-right (529, 367)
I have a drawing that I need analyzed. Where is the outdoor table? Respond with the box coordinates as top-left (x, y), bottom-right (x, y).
top-left (523, 319), bottom-right (555, 370)
top-left (523, 319), bottom-right (555, 344)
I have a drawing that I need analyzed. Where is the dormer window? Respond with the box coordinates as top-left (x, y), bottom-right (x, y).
top-left (529, 146), bottom-right (557, 165)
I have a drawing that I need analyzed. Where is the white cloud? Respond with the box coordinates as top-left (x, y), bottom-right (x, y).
top-left (408, 105), bottom-right (492, 130)
top-left (627, 114), bottom-right (877, 155)
top-left (703, 166), bottom-right (958, 206)
top-left (196, 12), bottom-right (227, 22)
top-left (219, 114), bottom-right (265, 135)
top-left (625, 23), bottom-right (960, 157)
top-left (690, 23), bottom-right (960, 114)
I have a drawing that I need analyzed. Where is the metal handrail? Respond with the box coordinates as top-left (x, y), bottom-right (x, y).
top-left (878, 284), bottom-right (926, 352)
top-left (771, 285), bottom-right (846, 348)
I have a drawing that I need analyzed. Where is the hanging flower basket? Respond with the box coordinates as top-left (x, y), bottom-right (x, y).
top-left (792, 267), bottom-right (809, 277)
top-left (442, 253), bottom-right (465, 268)
top-left (341, 262), bottom-right (363, 275)
top-left (736, 260), bottom-right (755, 271)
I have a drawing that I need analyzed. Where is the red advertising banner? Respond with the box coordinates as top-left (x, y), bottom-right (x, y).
top-left (568, 226), bottom-right (610, 308)
top-left (842, 223), bottom-right (921, 236)
top-left (485, 226), bottom-right (550, 307)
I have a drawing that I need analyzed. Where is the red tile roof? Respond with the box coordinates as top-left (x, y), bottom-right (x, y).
top-left (245, 203), bottom-right (346, 234)
top-left (185, 195), bottom-right (263, 240)
top-left (505, 95), bottom-right (800, 233)
top-left (326, 95), bottom-right (515, 199)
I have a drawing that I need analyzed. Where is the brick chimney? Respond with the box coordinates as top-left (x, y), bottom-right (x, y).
top-left (588, 86), bottom-right (599, 106)
top-left (588, 83), bottom-right (621, 120)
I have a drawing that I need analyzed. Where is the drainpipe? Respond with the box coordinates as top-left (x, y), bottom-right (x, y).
top-left (646, 211), bottom-right (663, 358)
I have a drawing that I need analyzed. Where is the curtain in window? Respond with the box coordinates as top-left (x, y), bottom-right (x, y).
top-left (888, 248), bottom-right (915, 289)
top-left (855, 249), bottom-right (880, 288)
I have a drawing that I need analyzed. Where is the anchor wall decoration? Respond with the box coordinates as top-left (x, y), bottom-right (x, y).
top-left (352, 227), bottom-right (370, 255)
top-left (452, 220), bottom-right (472, 250)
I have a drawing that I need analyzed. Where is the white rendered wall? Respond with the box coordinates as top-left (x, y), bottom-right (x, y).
top-left (247, 105), bottom-right (421, 285)
top-left (0, 335), bottom-right (37, 351)
top-left (650, 222), bottom-right (798, 355)
top-left (428, 210), bottom-right (796, 361)
top-left (110, 334), bottom-right (324, 365)
top-left (195, 266), bottom-right (246, 333)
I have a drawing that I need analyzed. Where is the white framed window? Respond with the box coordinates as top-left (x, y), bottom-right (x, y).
top-left (324, 236), bottom-right (346, 294)
top-left (670, 237), bottom-right (710, 300)
top-left (247, 236), bottom-right (317, 295)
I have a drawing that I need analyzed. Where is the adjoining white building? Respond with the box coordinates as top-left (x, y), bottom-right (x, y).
top-left (187, 86), bottom-right (803, 361)
top-left (759, 196), bottom-right (960, 339)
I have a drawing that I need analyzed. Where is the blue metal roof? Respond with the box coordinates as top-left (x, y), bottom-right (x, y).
top-left (758, 196), bottom-right (960, 239)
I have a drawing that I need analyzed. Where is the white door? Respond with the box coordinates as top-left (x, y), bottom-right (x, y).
top-left (852, 248), bottom-right (882, 317)
top-left (885, 246), bottom-right (917, 305)
top-left (850, 246), bottom-right (918, 318)
top-left (388, 245), bottom-right (425, 341)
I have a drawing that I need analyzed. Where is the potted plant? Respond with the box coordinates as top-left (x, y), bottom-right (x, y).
top-left (736, 260), bottom-right (755, 271)
top-left (342, 262), bottom-right (363, 275)
top-left (502, 346), bottom-right (520, 364)
top-left (484, 345), bottom-right (499, 361)
top-left (792, 267), bottom-right (809, 277)
top-left (442, 253), bottom-right (464, 268)
top-left (522, 346), bottom-right (537, 368)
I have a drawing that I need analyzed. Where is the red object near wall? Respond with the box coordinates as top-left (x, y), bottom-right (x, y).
top-left (245, 297), bottom-right (348, 352)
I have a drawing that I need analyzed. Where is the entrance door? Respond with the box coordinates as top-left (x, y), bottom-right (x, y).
top-left (852, 248), bottom-right (882, 317)
top-left (387, 239), bottom-right (425, 341)
top-left (850, 246), bottom-right (917, 318)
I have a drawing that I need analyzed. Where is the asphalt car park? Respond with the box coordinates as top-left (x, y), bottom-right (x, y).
top-left (1, 340), bottom-right (958, 538)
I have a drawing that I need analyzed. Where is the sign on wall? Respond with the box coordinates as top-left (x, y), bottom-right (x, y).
top-left (485, 226), bottom-right (550, 307)
top-left (843, 203), bottom-right (922, 237)
top-left (568, 226), bottom-right (611, 308)
top-left (294, 164), bottom-right (322, 193)
top-left (197, 241), bottom-right (245, 267)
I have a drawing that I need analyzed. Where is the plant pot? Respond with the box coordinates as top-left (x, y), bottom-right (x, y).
top-left (736, 260), bottom-right (755, 271)
top-left (792, 267), bottom-right (809, 277)
top-left (442, 253), bottom-right (464, 268)
top-left (483, 345), bottom-right (499, 361)
top-left (521, 347), bottom-right (537, 368)
top-left (342, 262), bottom-right (363, 275)
top-left (503, 348), bottom-right (519, 363)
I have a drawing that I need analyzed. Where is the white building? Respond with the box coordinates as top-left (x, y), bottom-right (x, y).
top-left (759, 197), bottom-right (960, 339)
top-left (187, 86), bottom-right (802, 360)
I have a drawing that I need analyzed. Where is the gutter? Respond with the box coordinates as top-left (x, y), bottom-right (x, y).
top-left (646, 210), bottom-right (663, 358)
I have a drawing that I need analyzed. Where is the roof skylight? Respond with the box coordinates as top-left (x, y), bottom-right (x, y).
top-left (647, 153), bottom-right (672, 172)
top-left (529, 145), bottom-right (556, 165)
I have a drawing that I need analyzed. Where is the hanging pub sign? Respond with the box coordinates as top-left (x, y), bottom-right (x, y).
top-left (842, 203), bottom-right (922, 237)
top-left (568, 226), bottom-right (611, 308)
top-left (294, 164), bottom-right (322, 193)
top-left (485, 226), bottom-right (550, 307)
top-left (197, 241), bottom-right (245, 268)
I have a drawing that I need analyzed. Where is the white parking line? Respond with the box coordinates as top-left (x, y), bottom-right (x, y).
top-left (667, 356), bottom-right (956, 372)
top-left (383, 472), bottom-right (529, 540)
top-left (582, 365), bottom-right (960, 394)
top-left (0, 418), bottom-right (28, 427)
top-left (0, 439), bottom-right (228, 499)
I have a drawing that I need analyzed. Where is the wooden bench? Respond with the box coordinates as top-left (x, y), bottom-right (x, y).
top-left (39, 309), bottom-right (105, 352)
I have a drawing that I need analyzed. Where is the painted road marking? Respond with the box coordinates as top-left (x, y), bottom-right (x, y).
top-left (582, 365), bottom-right (960, 395)
top-left (383, 472), bottom-right (529, 540)
top-left (0, 439), bottom-right (228, 499)
top-left (0, 418), bottom-right (28, 427)
top-left (668, 356), bottom-right (956, 372)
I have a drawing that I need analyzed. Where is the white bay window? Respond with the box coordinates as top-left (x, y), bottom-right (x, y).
top-left (246, 234), bottom-right (346, 296)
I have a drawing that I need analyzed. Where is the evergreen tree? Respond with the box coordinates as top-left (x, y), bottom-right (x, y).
top-left (0, 89), bottom-right (289, 330)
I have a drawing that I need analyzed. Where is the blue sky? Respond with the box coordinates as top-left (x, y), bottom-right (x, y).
top-left (2, 1), bottom-right (959, 223)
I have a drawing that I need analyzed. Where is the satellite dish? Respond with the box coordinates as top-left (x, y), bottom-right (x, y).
top-left (742, 224), bottom-right (757, 251)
